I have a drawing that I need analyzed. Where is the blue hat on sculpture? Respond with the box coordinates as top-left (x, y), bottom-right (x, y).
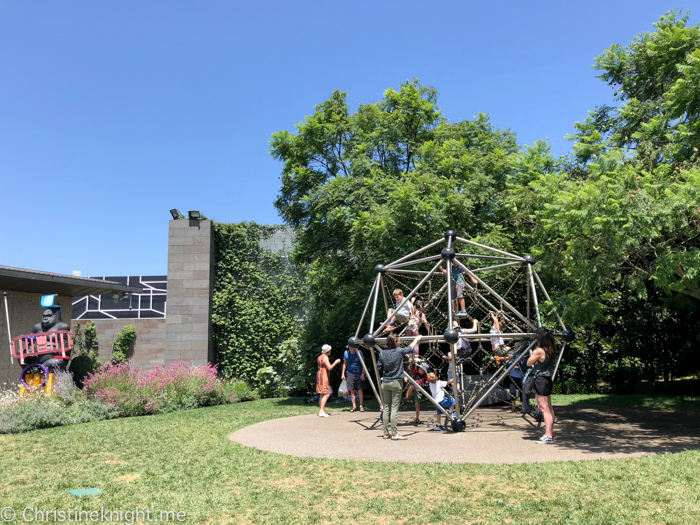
top-left (41, 294), bottom-right (60, 310)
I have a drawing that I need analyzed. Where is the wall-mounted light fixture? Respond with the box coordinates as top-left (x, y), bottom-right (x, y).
top-left (170, 209), bottom-right (183, 220)
top-left (188, 210), bottom-right (201, 220)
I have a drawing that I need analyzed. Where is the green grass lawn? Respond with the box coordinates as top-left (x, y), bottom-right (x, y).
top-left (1, 396), bottom-right (699, 524)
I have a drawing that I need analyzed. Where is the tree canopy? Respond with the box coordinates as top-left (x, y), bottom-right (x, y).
top-left (271, 80), bottom-right (519, 352)
top-left (269, 11), bottom-right (700, 393)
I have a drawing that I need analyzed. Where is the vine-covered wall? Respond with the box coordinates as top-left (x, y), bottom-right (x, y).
top-left (211, 222), bottom-right (309, 388)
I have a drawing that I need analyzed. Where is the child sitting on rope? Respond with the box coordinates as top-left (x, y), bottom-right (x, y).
top-left (489, 310), bottom-right (511, 357)
top-left (385, 288), bottom-right (412, 332)
top-left (427, 372), bottom-right (455, 431)
top-left (439, 259), bottom-right (478, 317)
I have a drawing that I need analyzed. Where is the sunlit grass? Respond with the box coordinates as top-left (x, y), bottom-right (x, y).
top-left (0, 396), bottom-right (698, 524)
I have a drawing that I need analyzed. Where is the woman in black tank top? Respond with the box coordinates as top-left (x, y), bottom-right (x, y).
top-left (527, 329), bottom-right (557, 444)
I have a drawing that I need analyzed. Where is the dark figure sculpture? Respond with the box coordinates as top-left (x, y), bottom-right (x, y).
top-left (26, 306), bottom-right (71, 370)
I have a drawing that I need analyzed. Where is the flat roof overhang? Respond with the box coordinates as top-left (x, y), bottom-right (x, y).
top-left (0, 266), bottom-right (144, 297)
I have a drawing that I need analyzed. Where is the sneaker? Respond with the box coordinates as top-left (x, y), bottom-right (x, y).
top-left (391, 434), bottom-right (408, 440)
top-left (456, 309), bottom-right (467, 317)
top-left (318, 412), bottom-right (330, 418)
top-left (432, 424), bottom-right (446, 431)
top-left (536, 435), bottom-right (554, 444)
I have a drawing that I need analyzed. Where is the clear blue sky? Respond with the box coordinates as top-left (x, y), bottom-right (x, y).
top-left (0, 1), bottom-right (691, 276)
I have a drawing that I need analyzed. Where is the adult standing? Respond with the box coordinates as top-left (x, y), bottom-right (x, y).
top-left (377, 333), bottom-right (422, 440)
top-left (316, 344), bottom-right (341, 418)
top-left (526, 329), bottom-right (557, 443)
top-left (341, 340), bottom-right (365, 412)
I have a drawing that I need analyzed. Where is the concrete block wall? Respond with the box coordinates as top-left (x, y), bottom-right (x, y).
top-left (164, 219), bottom-right (215, 366)
top-left (74, 318), bottom-right (166, 370)
top-left (0, 291), bottom-right (72, 388)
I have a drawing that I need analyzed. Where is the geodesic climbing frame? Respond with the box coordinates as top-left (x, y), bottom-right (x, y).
top-left (353, 230), bottom-right (575, 432)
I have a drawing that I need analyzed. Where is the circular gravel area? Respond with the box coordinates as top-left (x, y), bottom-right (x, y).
top-left (229, 405), bottom-right (700, 464)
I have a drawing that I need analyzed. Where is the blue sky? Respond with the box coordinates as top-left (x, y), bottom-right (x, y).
top-left (0, 1), bottom-right (691, 276)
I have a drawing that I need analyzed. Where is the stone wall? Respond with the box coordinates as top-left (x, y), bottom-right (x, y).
top-left (164, 219), bottom-right (215, 366)
top-left (0, 291), bottom-right (72, 389)
top-left (73, 318), bottom-right (166, 371)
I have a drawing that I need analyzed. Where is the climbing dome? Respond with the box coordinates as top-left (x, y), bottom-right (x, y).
top-left (352, 230), bottom-right (574, 431)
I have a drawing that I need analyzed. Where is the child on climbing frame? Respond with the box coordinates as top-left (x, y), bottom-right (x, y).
top-left (489, 310), bottom-right (510, 357)
top-left (443, 318), bottom-right (479, 379)
top-left (404, 362), bottom-right (430, 424)
top-left (386, 288), bottom-right (412, 332)
top-left (427, 372), bottom-right (455, 431)
top-left (439, 259), bottom-right (478, 317)
top-left (406, 297), bottom-right (429, 352)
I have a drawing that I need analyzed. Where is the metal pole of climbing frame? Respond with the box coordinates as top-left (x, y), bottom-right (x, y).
top-left (532, 269), bottom-right (567, 331)
top-left (453, 258), bottom-right (535, 330)
top-left (527, 264), bottom-right (542, 327)
top-left (461, 340), bottom-right (537, 421)
top-left (552, 342), bottom-right (568, 381)
top-left (354, 278), bottom-right (377, 338)
top-left (356, 347), bottom-right (381, 409)
top-left (385, 238), bottom-right (444, 269)
top-left (445, 236), bottom-right (461, 418)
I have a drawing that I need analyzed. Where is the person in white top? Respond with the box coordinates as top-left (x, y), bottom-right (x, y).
top-left (489, 311), bottom-right (510, 357)
top-left (427, 372), bottom-right (455, 431)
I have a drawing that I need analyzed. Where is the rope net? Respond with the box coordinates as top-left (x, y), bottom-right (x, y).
top-left (356, 238), bottom-right (561, 425)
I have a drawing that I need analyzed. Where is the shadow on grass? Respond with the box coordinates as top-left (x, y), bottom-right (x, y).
top-left (554, 394), bottom-right (700, 413)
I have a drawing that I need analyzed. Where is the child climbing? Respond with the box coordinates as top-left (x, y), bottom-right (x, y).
top-left (427, 372), bottom-right (455, 431)
top-left (439, 260), bottom-right (478, 317)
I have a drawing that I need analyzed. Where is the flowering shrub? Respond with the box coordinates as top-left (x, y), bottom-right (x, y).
top-left (84, 361), bottom-right (228, 416)
top-left (0, 372), bottom-right (118, 434)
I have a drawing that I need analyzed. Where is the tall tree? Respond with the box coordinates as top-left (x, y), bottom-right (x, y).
top-left (510, 11), bottom-right (700, 324)
top-left (271, 80), bottom-right (519, 350)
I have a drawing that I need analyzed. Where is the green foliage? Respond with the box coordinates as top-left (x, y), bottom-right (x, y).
top-left (277, 337), bottom-right (314, 395)
top-left (223, 379), bottom-right (259, 402)
top-left (501, 10), bottom-right (700, 392)
top-left (254, 366), bottom-right (281, 398)
top-left (0, 375), bottom-right (119, 435)
top-left (271, 79), bottom-right (518, 355)
top-left (578, 10), bottom-right (700, 167)
top-left (84, 321), bottom-right (99, 361)
top-left (69, 354), bottom-right (97, 389)
top-left (112, 324), bottom-right (136, 363)
top-left (211, 222), bottom-right (309, 387)
top-left (71, 322), bottom-right (85, 356)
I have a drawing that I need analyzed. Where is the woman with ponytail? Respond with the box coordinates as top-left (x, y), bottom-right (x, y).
top-left (527, 328), bottom-right (557, 444)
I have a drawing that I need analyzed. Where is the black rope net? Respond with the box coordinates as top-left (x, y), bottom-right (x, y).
top-left (355, 236), bottom-right (563, 426)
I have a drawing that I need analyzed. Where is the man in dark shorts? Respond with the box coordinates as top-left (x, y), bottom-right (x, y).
top-left (341, 340), bottom-right (365, 412)
top-left (404, 362), bottom-right (429, 424)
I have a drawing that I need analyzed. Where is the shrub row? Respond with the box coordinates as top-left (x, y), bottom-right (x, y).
top-left (0, 363), bottom-right (258, 434)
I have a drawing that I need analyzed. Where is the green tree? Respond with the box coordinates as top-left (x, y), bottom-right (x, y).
top-left (510, 11), bottom-right (700, 322)
top-left (571, 10), bottom-right (700, 168)
top-left (71, 322), bottom-right (85, 356)
top-left (84, 321), bottom-right (99, 361)
top-left (112, 325), bottom-right (136, 363)
top-left (271, 79), bottom-right (519, 353)
top-left (501, 11), bottom-right (700, 391)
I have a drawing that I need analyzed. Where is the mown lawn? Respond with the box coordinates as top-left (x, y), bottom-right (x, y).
top-left (1, 396), bottom-right (699, 524)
